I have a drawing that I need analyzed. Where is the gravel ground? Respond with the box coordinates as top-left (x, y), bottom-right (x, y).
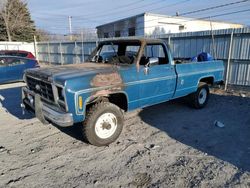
top-left (0, 83), bottom-right (249, 188)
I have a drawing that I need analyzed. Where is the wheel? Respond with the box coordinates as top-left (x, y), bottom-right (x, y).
top-left (82, 102), bottom-right (124, 146)
top-left (189, 82), bottom-right (209, 109)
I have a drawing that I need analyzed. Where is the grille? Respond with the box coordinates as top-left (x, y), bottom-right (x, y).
top-left (26, 76), bottom-right (54, 102)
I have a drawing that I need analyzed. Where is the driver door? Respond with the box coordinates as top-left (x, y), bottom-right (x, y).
top-left (139, 43), bottom-right (176, 107)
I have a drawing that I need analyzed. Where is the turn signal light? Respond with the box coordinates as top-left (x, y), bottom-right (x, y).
top-left (79, 96), bottom-right (83, 110)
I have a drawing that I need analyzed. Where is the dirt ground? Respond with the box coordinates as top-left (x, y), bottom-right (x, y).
top-left (0, 83), bottom-right (249, 188)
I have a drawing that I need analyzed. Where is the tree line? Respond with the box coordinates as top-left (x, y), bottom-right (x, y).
top-left (0, 0), bottom-right (37, 42)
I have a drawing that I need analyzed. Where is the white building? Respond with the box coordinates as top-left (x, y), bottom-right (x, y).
top-left (96, 12), bottom-right (244, 38)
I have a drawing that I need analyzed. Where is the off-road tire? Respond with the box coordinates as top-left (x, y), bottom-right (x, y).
top-left (82, 102), bottom-right (124, 146)
top-left (189, 82), bottom-right (210, 109)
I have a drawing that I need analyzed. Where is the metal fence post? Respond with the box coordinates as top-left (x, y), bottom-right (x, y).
top-left (47, 42), bottom-right (51, 65)
top-left (81, 31), bottom-right (84, 62)
top-left (210, 17), bottom-right (217, 60)
top-left (33, 35), bottom-right (39, 63)
top-left (225, 31), bottom-right (234, 91)
top-left (74, 41), bottom-right (77, 64)
top-left (60, 42), bottom-right (63, 65)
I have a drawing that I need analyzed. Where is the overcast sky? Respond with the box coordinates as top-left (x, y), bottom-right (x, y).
top-left (26, 0), bottom-right (250, 34)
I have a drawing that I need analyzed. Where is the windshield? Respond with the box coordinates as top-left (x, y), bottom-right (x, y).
top-left (89, 41), bottom-right (141, 65)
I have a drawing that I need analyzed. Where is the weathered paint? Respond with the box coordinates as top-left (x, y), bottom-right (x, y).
top-left (24, 38), bottom-right (224, 124)
top-left (37, 28), bottom-right (250, 86)
top-left (91, 72), bottom-right (123, 87)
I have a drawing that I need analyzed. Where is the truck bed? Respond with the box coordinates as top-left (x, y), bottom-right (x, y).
top-left (173, 60), bottom-right (224, 99)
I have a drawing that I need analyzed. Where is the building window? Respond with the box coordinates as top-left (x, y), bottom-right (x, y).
top-left (179, 25), bottom-right (185, 31)
top-left (115, 31), bottom-right (121, 37)
top-left (128, 27), bottom-right (135, 36)
top-left (104, 32), bottom-right (109, 38)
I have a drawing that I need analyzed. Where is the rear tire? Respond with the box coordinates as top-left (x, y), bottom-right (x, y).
top-left (82, 102), bottom-right (124, 146)
top-left (189, 82), bottom-right (209, 109)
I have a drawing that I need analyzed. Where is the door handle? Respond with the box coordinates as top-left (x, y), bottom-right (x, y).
top-left (164, 67), bottom-right (173, 70)
top-left (144, 67), bottom-right (149, 75)
top-left (163, 67), bottom-right (170, 70)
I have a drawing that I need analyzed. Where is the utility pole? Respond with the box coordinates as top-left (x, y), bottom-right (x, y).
top-left (68, 16), bottom-right (72, 40)
top-left (225, 30), bottom-right (234, 91)
top-left (209, 17), bottom-right (217, 60)
top-left (81, 30), bottom-right (85, 62)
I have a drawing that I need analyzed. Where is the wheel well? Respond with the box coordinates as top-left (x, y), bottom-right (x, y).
top-left (108, 93), bottom-right (128, 112)
top-left (200, 77), bottom-right (214, 85)
top-left (86, 93), bottom-right (128, 112)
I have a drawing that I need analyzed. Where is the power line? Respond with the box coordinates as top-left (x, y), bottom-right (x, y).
top-left (138, 0), bottom-right (191, 14)
top-left (33, 0), bottom-right (249, 26)
top-left (35, 0), bottom-right (250, 34)
top-left (179, 3), bottom-right (248, 20)
top-left (179, 0), bottom-right (250, 16)
top-left (78, 0), bottom-right (249, 27)
top-left (32, 0), bottom-right (191, 30)
top-left (141, 8), bottom-right (250, 30)
top-left (38, 7), bottom-right (250, 36)
top-left (74, 0), bottom-right (145, 18)
top-left (74, 0), bottom-right (164, 19)
top-left (200, 8), bottom-right (250, 20)
top-left (32, 0), bottom-right (145, 19)
top-left (97, 0), bottom-right (250, 28)
top-left (98, 8), bottom-right (250, 36)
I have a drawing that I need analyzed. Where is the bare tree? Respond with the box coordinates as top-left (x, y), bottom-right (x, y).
top-left (0, 0), bottom-right (36, 42)
top-left (36, 29), bottom-right (51, 41)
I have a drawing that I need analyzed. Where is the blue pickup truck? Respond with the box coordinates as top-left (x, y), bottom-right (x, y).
top-left (22, 39), bottom-right (224, 146)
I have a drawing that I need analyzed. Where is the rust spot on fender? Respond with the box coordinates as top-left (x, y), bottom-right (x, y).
top-left (91, 72), bottom-right (123, 87)
top-left (89, 72), bottom-right (124, 102)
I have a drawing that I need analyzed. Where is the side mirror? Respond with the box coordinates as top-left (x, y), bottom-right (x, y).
top-left (145, 57), bottom-right (159, 67)
top-left (144, 57), bottom-right (159, 75)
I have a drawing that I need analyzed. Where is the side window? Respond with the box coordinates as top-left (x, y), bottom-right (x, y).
top-left (125, 45), bottom-right (140, 57)
top-left (140, 44), bottom-right (169, 65)
top-left (99, 44), bottom-right (118, 62)
top-left (0, 58), bottom-right (7, 66)
top-left (0, 57), bottom-right (25, 67)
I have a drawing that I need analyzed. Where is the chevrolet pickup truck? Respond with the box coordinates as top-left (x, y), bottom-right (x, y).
top-left (22, 38), bottom-right (224, 146)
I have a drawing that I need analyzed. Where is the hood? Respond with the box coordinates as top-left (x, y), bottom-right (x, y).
top-left (25, 62), bottom-right (118, 84)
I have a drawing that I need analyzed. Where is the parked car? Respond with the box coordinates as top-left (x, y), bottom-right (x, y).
top-left (0, 50), bottom-right (36, 59)
top-left (21, 38), bottom-right (224, 146)
top-left (0, 56), bottom-right (39, 84)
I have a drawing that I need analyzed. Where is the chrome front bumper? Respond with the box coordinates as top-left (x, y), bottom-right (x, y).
top-left (22, 87), bottom-right (73, 127)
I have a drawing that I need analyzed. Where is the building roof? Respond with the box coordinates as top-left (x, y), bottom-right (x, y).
top-left (99, 37), bottom-right (164, 44)
top-left (96, 12), bottom-right (244, 28)
top-left (96, 13), bottom-right (145, 28)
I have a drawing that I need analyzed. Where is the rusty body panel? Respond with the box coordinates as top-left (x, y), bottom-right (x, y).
top-left (23, 38), bottom-right (167, 123)
top-left (22, 38), bottom-right (224, 126)
top-left (91, 72), bottom-right (123, 87)
top-left (89, 71), bottom-right (125, 102)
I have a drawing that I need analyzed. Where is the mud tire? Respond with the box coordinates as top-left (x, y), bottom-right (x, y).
top-left (82, 102), bottom-right (124, 146)
top-left (189, 82), bottom-right (210, 109)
